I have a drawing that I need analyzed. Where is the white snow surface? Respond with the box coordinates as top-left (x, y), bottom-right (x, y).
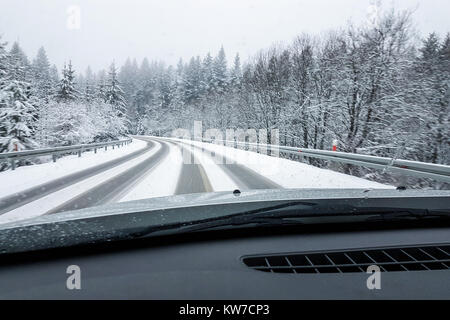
top-left (169, 137), bottom-right (393, 190)
top-left (118, 140), bottom-right (182, 202)
top-left (0, 140), bottom-right (156, 224)
top-left (0, 139), bottom-right (147, 198)
top-left (183, 141), bottom-right (238, 191)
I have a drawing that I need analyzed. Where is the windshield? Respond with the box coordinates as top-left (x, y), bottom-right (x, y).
top-left (0, 0), bottom-right (449, 229)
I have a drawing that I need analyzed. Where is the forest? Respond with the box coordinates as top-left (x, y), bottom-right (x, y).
top-left (0, 9), bottom-right (448, 186)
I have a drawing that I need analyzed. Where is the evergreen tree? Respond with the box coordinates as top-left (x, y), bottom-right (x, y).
top-left (119, 58), bottom-right (140, 103)
top-left (176, 58), bottom-right (184, 76)
top-left (106, 62), bottom-right (127, 114)
top-left (0, 80), bottom-right (37, 153)
top-left (49, 64), bottom-right (59, 97)
top-left (183, 56), bottom-right (202, 104)
top-left (230, 53), bottom-right (242, 87)
top-left (9, 42), bottom-right (30, 82)
top-left (106, 62), bottom-right (128, 135)
top-left (1, 39), bottom-right (37, 155)
top-left (439, 33), bottom-right (450, 69)
top-left (96, 69), bottom-right (107, 102)
top-left (201, 53), bottom-right (214, 94)
top-left (83, 66), bottom-right (96, 103)
top-left (212, 46), bottom-right (228, 93)
top-left (0, 37), bottom-right (11, 144)
top-left (419, 33), bottom-right (441, 64)
top-left (0, 37), bottom-right (8, 82)
top-left (56, 61), bottom-right (78, 102)
top-left (31, 47), bottom-right (52, 101)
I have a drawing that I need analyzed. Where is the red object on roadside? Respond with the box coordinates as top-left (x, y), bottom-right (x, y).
top-left (332, 139), bottom-right (338, 152)
top-left (14, 142), bottom-right (18, 152)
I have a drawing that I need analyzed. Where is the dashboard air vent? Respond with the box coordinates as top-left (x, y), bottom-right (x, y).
top-left (242, 245), bottom-right (450, 274)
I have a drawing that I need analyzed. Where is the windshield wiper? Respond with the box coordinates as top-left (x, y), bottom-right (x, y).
top-left (128, 204), bottom-right (450, 239)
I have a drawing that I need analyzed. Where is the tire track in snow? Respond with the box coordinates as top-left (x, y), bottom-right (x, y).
top-left (46, 139), bottom-right (170, 214)
top-left (172, 139), bottom-right (281, 190)
top-left (161, 139), bottom-right (213, 195)
top-left (0, 141), bottom-right (154, 215)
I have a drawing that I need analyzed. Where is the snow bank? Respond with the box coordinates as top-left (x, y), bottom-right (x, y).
top-left (172, 138), bottom-right (393, 189)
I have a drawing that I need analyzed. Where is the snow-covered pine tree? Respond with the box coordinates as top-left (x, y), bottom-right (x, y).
top-left (0, 78), bottom-right (37, 153)
top-left (49, 64), bottom-right (59, 96)
top-left (31, 47), bottom-right (52, 101)
top-left (56, 61), bottom-right (78, 102)
top-left (105, 62), bottom-right (128, 135)
top-left (212, 46), bottom-right (228, 94)
top-left (0, 36), bottom-right (10, 145)
top-left (106, 62), bottom-right (127, 114)
top-left (9, 42), bottom-right (30, 82)
top-left (183, 56), bottom-right (202, 105)
top-left (201, 53), bottom-right (214, 94)
top-left (0, 37), bottom-right (8, 82)
top-left (83, 66), bottom-right (96, 103)
top-left (229, 53), bottom-right (242, 88)
top-left (95, 69), bottom-right (108, 103)
top-left (0, 38), bottom-right (38, 158)
top-left (416, 33), bottom-right (450, 165)
top-left (29, 47), bottom-right (53, 146)
top-left (119, 58), bottom-right (139, 108)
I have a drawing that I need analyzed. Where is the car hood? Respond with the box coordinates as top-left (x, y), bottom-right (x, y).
top-left (0, 188), bottom-right (449, 254)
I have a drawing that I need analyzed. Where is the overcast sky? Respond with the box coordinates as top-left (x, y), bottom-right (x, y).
top-left (0, 0), bottom-right (449, 73)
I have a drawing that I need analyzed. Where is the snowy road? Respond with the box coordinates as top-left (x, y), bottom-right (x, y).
top-left (0, 140), bottom-right (153, 215)
top-left (175, 139), bottom-right (282, 190)
top-left (46, 137), bottom-right (170, 214)
top-left (171, 140), bottom-right (213, 195)
top-left (0, 136), bottom-right (393, 224)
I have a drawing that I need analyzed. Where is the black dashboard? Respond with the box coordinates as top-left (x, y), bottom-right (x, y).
top-left (0, 221), bottom-right (449, 299)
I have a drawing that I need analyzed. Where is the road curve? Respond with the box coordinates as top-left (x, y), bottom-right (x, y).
top-left (46, 139), bottom-right (170, 214)
top-left (0, 141), bottom-right (154, 216)
top-left (172, 139), bottom-right (282, 190)
top-left (1, 136), bottom-right (282, 219)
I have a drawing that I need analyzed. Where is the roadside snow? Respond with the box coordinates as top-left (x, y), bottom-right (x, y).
top-left (0, 142), bottom-right (161, 224)
top-left (0, 139), bottom-right (147, 198)
top-left (170, 138), bottom-right (393, 189)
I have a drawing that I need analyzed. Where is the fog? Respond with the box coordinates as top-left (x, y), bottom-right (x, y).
top-left (0, 0), bottom-right (449, 71)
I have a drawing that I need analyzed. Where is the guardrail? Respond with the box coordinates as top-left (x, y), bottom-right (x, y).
top-left (198, 138), bottom-right (450, 184)
top-left (0, 138), bottom-right (133, 170)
